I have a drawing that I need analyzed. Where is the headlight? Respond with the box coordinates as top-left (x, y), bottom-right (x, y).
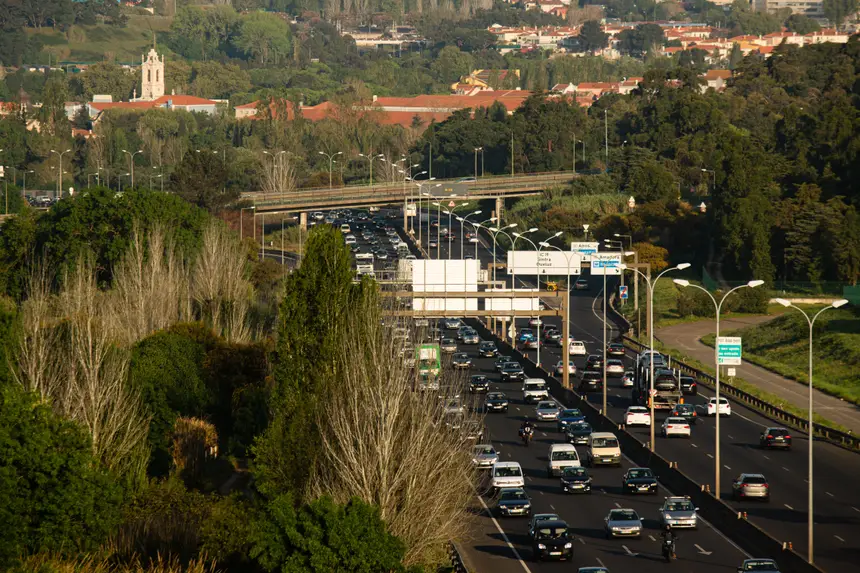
top-left (564, 542), bottom-right (572, 549)
top-left (664, 513), bottom-right (672, 520)
top-left (522, 504), bottom-right (530, 510)
top-left (537, 544), bottom-right (546, 550)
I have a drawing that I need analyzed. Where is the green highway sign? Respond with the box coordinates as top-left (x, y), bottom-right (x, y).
top-left (717, 336), bottom-right (742, 365)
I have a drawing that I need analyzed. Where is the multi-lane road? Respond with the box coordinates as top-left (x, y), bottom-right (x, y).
top-left (410, 218), bottom-right (860, 573)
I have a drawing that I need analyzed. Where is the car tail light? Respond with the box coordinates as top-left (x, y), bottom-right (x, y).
top-left (764, 483), bottom-right (769, 488)
top-left (683, 425), bottom-right (689, 429)
top-left (766, 435), bottom-right (773, 439)
top-left (785, 435), bottom-right (791, 439)
top-left (742, 483), bottom-right (749, 487)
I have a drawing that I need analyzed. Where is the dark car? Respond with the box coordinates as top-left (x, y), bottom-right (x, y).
top-left (496, 487), bottom-right (532, 517)
top-left (478, 341), bottom-right (499, 357)
top-left (653, 369), bottom-right (679, 391)
top-left (760, 427), bottom-right (792, 450)
top-left (560, 466), bottom-right (592, 494)
top-left (532, 519), bottom-right (574, 562)
top-left (500, 363), bottom-right (526, 382)
top-left (622, 467), bottom-right (658, 495)
top-left (485, 391), bottom-right (509, 413)
top-left (586, 354), bottom-right (603, 371)
top-left (495, 355), bottom-right (514, 372)
top-left (543, 327), bottom-right (561, 343)
top-left (671, 403), bottom-right (698, 425)
top-left (579, 371), bottom-right (603, 392)
top-left (470, 375), bottom-right (490, 393)
top-left (565, 421), bottom-right (593, 445)
top-left (607, 342), bottom-right (625, 357)
top-left (451, 352), bottom-right (472, 370)
top-left (679, 375), bottom-right (698, 395)
top-left (556, 409), bottom-right (586, 432)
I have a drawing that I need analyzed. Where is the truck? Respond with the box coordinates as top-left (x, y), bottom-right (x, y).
top-left (633, 359), bottom-right (683, 411)
top-left (416, 343), bottom-right (441, 391)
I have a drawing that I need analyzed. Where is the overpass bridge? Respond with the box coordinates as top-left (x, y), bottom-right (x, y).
top-left (244, 170), bottom-right (577, 214)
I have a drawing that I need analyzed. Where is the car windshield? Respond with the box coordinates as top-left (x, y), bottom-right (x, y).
top-left (455, 353), bottom-right (468, 359)
top-left (563, 467), bottom-right (587, 477)
top-left (476, 446), bottom-right (495, 455)
top-left (769, 429), bottom-right (790, 436)
top-left (592, 437), bottom-right (619, 448)
top-left (504, 363), bottom-right (521, 369)
top-left (561, 409), bottom-right (582, 418)
top-left (610, 510), bottom-right (638, 521)
top-left (538, 403), bottom-right (556, 410)
top-left (666, 500), bottom-right (695, 511)
top-left (487, 393), bottom-right (505, 400)
top-left (569, 423), bottom-right (591, 432)
top-left (552, 451), bottom-right (578, 461)
top-left (500, 490), bottom-right (528, 501)
top-left (495, 467), bottom-right (522, 477)
top-left (629, 407), bottom-right (647, 413)
top-left (627, 469), bottom-right (653, 479)
top-left (675, 405), bottom-right (694, 413)
top-left (536, 526), bottom-right (569, 539)
top-left (442, 339), bottom-right (454, 344)
top-left (743, 560), bottom-right (779, 571)
top-left (527, 383), bottom-right (547, 391)
top-left (666, 418), bottom-right (687, 424)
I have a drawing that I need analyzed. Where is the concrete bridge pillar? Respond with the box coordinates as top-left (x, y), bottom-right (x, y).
top-left (495, 197), bottom-right (504, 222)
top-left (299, 211), bottom-right (307, 231)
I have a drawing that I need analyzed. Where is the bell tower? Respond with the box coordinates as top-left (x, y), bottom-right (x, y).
top-left (140, 48), bottom-right (164, 101)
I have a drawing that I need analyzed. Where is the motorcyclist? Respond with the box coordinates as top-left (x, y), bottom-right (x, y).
top-left (661, 525), bottom-right (677, 560)
top-left (519, 420), bottom-right (534, 444)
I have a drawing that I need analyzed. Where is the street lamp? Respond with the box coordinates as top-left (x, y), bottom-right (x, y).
top-left (457, 210), bottom-right (482, 257)
top-left (511, 228), bottom-right (538, 345)
top-left (318, 151), bottom-right (343, 189)
top-left (488, 223), bottom-right (517, 336)
top-left (358, 152), bottom-right (384, 188)
top-left (240, 205), bottom-right (256, 240)
top-left (673, 278), bottom-right (764, 497)
top-left (540, 239), bottom-right (578, 388)
top-left (473, 147), bottom-right (483, 180)
top-left (463, 216), bottom-right (496, 259)
top-left (22, 170), bottom-right (34, 195)
top-left (122, 149), bottom-right (144, 189)
top-left (620, 262), bottom-right (691, 451)
top-left (442, 200), bottom-right (469, 260)
top-left (774, 297), bottom-right (849, 564)
top-left (50, 148), bottom-right (72, 197)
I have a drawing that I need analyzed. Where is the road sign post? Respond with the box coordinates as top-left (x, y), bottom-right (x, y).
top-left (717, 336), bottom-right (742, 365)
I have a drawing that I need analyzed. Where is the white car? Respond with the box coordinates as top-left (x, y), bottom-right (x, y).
top-left (472, 444), bottom-right (500, 468)
top-left (535, 400), bottom-right (560, 421)
top-left (444, 318), bottom-right (462, 330)
top-left (522, 378), bottom-right (550, 403)
top-left (555, 360), bottom-right (576, 376)
top-left (606, 359), bottom-right (625, 376)
top-left (621, 371), bottom-right (635, 387)
top-left (344, 235), bottom-right (356, 245)
top-left (340, 224), bottom-right (351, 233)
top-left (707, 397), bottom-right (732, 417)
top-left (491, 461), bottom-right (525, 489)
top-left (662, 417), bottom-right (691, 438)
top-left (529, 317), bottom-right (542, 327)
top-left (568, 340), bottom-right (587, 356)
top-left (625, 406), bottom-right (651, 427)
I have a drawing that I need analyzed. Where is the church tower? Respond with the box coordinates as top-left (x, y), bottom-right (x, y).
top-left (140, 48), bottom-right (164, 101)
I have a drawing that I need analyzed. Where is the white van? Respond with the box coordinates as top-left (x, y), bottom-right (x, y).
top-left (491, 461), bottom-right (525, 489)
top-left (586, 432), bottom-right (622, 467)
top-left (522, 378), bottom-right (550, 403)
top-left (355, 252), bottom-right (374, 264)
top-left (547, 443), bottom-right (581, 477)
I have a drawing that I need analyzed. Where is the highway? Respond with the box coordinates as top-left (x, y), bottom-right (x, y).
top-left (414, 220), bottom-right (860, 573)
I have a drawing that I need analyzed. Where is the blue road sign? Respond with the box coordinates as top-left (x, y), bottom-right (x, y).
top-left (619, 285), bottom-right (628, 300)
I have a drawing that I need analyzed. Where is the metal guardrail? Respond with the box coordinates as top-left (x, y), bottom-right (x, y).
top-left (620, 335), bottom-right (860, 452)
top-left (447, 541), bottom-right (469, 573)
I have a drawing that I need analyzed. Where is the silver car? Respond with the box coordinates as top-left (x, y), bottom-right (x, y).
top-left (658, 496), bottom-right (699, 529)
top-left (463, 331), bottom-right (480, 345)
top-left (606, 358), bottom-right (625, 376)
top-left (738, 558), bottom-right (781, 572)
top-left (604, 508), bottom-right (643, 538)
top-left (732, 473), bottom-right (770, 501)
top-left (535, 401), bottom-right (560, 421)
top-left (441, 338), bottom-right (457, 353)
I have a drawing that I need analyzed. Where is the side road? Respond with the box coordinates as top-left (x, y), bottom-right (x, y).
top-left (656, 316), bottom-right (860, 435)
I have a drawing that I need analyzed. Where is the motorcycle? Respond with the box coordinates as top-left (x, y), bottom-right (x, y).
top-left (519, 427), bottom-right (534, 447)
top-left (662, 538), bottom-right (676, 562)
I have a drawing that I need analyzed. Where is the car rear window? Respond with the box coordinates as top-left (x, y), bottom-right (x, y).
top-left (770, 429), bottom-right (790, 436)
top-left (744, 476), bottom-right (767, 484)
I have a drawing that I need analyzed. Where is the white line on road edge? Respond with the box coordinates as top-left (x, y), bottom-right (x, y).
top-left (691, 443), bottom-right (698, 448)
top-left (476, 495), bottom-right (533, 573)
top-left (826, 492), bottom-right (834, 497)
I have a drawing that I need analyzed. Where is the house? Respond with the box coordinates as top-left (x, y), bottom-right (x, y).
top-left (701, 69), bottom-right (731, 92)
top-left (550, 83), bottom-right (577, 94)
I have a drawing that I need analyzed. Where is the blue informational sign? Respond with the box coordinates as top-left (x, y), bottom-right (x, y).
top-left (619, 285), bottom-right (628, 300)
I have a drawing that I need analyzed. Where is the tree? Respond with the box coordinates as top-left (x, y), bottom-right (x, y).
top-left (784, 13), bottom-right (821, 34)
top-left (823, 0), bottom-right (858, 27)
top-left (728, 42), bottom-right (744, 70)
top-left (234, 12), bottom-right (292, 66)
top-left (429, 46), bottom-right (475, 84)
top-left (578, 20), bottom-right (609, 53)
top-left (616, 24), bottom-right (665, 57)
top-left (251, 496), bottom-right (408, 573)
top-left (170, 150), bottom-right (234, 212)
top-left (0, 385), bottom-right (123, 567)
top-left (80, 61), bottom-right (137, 101)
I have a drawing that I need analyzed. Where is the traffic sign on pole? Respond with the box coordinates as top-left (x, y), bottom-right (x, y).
top-left (717, 336), bottom-right (742, 365)
top-left (619, 285), bottom-right (629, 300)
top-left (590, 253), bottom-right (622, 275)
top-left (448, 201), bottom-right (456, 207)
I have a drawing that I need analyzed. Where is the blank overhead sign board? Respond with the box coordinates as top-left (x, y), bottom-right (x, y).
top-left (506, 251), bottom-right (582, 275)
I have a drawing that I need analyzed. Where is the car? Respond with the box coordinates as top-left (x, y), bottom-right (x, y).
top-left (671, 403), bottom-right (698, 424)
top-left (491, 461), bottom-right (525, 489)
top-left (460, 420), bottom-right (485, 442)
top-left (472, 444), bottom-right (499, 468)
top-left (340, 224), bottom-right (351, 234)
top-left (565, 421), bottom-right (593, 445)
top-left (731, 473), bottom-right (770, 501)
top-left (659, 496), bottom-right (699, 529)
top-left (604, 508), bottom-right (643, 538)
top-left (547, 443), bottom-right (581, 476)
top-left (621, 370), bottom-right (635, 387)
top-left (374, 250), bottom-right (389, 260)
top-left (522, 378), bottom-right (550, 403)
top-left (579, 371), bottom-right (602, 392)
top-left (586, 432), bottom-right (621, 467)
top-left (440, 338), bottom-right (457, 353)
top-left (469, 375), bottom-right (489, 393)
top-left (606, 358), bottom-right (625, 376)
top-left (344, 235), bottom-right (357, 245)
top-left (556, 408), bottom-right (586, 432)
top-left (622, 467), bottom-right (658, 494)
top-left (516, 328), bottom-right (535, 343)
top-left (568, 340), bottom-right (587, 355)
top-left (662, 416), bottom-right (692, 438)
top-left (574, 278), bottom-right (589, 290)
top-left (528, 317), bottom-right (542, 327)
top-left (444, 318), bottom-right (463, 330)
top-left (478, 341), bottom-right (498, 357)
top-left (485, 392), bottom-right (509, 412)
top-left (560, 466), bottom-right (592, 493)
top-left (494, 355), bottom-right (514, 371)
top-left (452, 352), bottom-right (472, 370)
top-left (624, 406), bottom-right (651, 426)
top-left (607, 342), bottom-right (625, 357)
top-left (532, 519), bottom-right (574, 562)
top-left (679, 375), bottom-right (698, 395)
top-left (456, 176), bottom-right (477, 183)
top-left (760, 427), bottom-right (792, 450)
top-left (737, 558), bottom-right (781, 572)
top-left (495, 487), bottom-right (532, 517)
top-left (443, 397), bottom-right (464, 416)
top-left (456, 326), bottom-right (472, 341)
top-left (528, 513), bottom-right (560, 540)
top-left (500, 363), bottom-right (526, 382)
top-left (463, 331), bottom-right (480, 345)
top-left (429, 240), bottom-right (438, 248)
top-left (577, 569), bottom-right (609, 573)
top-left (653, 369), bottom-right (679, 391)
top-left (586, 354), bottom-right (603, 370)
top-left (535, 400), bottom-right (561, 421)
top-left (543, 328), bottom-right (562, 343)
top-left (707, 396), bottom-right (732, 416)
top-left (555, 360), bottom-right (576, 376)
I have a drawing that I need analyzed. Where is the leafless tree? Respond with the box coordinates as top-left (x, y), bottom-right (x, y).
top-left (14, 263), bottom-right (63, 400)
top-left (309, 298), bottom-right (479, 566)
top-left (260, 151), bottom-right (299, 195)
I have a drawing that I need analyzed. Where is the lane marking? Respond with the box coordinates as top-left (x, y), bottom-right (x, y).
top-left (826, 492), bottom-right (834, 498)
top-left (835, 535), bottom-right (845, 542)
top-left (475, 495), bottom-right (533, 572)
top-left (853, 507), bottom-right (860, 513)
top-left (578, 537), bottom-right (586, 545)
top-left (614, 502), bottom-right (622, 508)
top-left (724, 465), bottom-right (731, 470)
top-left (691, 443), bottom-right (698, 448)
top-left (550, 504), bottom-right (556, 510)
top-left (648, 535), bottom-right (656, 541)
top-left (785, 504), bottom-right (794, 510)
top-left (728, 435), bottom-right (734, 439)
top-left (706, 453), bottom-right (714, 458)
top-left (622, 545), bottom-right (639, 557)
top-left (596, 558), bottom-right (607, 568)
top-left (695, 543), bottom-right (713, 556)
top-left (782, 467), bottom-right (790, 472)
top-left (762, 455), bottom-right (770, 460)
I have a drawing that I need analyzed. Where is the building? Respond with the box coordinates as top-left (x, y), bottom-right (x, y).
top-left (701, 69), bottom-right (732, 92)
top-left (139, 48), bottom-right (165, 101)
top-left (753, 0), bottom-right (824, 18)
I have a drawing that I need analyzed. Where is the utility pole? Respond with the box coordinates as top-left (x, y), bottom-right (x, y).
top-left (572, 131), bottom-right (576, 174)
top-left (604, 109), bottom-right (609, 171)
top-left (510, 131), bottom-right (514, 178)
